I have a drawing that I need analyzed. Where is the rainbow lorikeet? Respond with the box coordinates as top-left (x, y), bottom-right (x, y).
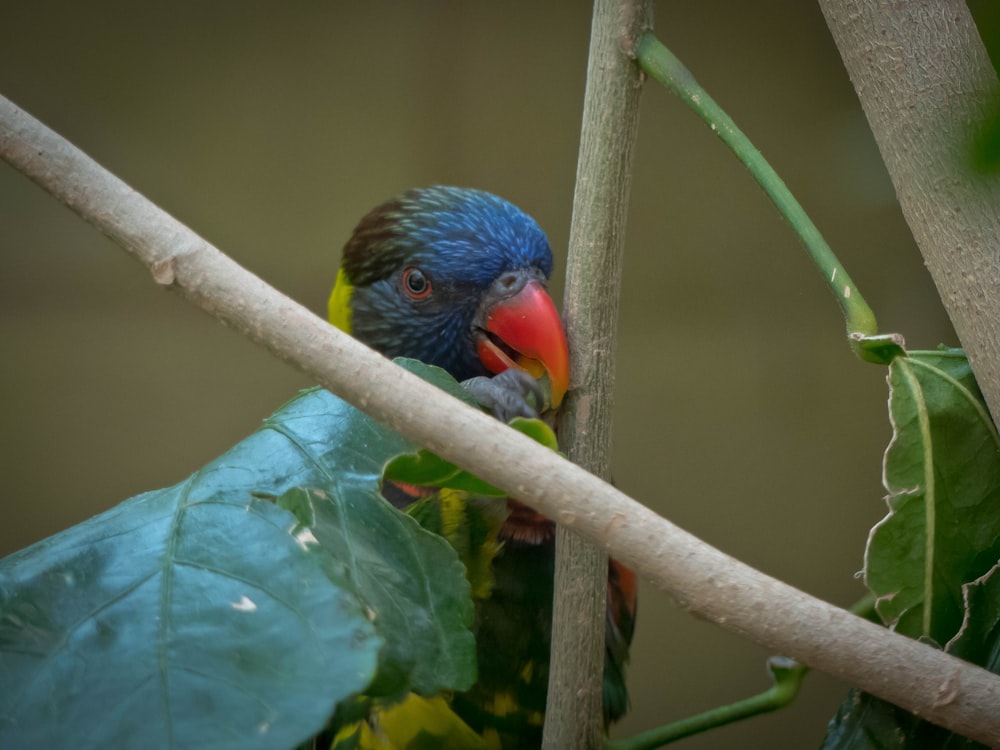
top-left (327, 186), bottom-right (636, 748)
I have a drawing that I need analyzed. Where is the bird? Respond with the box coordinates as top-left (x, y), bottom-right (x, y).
top-left (327, 185), bottom-right (636, 749)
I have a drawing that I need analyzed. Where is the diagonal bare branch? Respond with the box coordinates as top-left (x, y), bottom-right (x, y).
top-left (2, 93), bottom-right (1000, 745)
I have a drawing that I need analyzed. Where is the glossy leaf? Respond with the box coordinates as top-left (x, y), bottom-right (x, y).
top-left (395, 357), bottom-right (481, 407)
top-left (384, 416), bottom-right (559, 497)
top-left (278, 485), bottom-right (476, 700)
top-left (384, 450), bottom-right (507, 496)
top-left (866, 348), bottom-right (1000, 646)
top-left (405, 491), bottom-right (509, 601)
top-left (0, 361), bottom-right (486, 750)
top-left (384, 413), bottom-right (556, 606)
top-left (823, 350), bottom-right (1000, 749)
top-left (0, 407), bottom-right (382, 749)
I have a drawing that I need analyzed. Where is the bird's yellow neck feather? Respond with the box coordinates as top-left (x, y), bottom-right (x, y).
top-left (328, 268), bottom-right (354, 334)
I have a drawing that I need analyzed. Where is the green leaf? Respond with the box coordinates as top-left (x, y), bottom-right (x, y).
top-left (385, 359), bottom-right (559, 496)
top-left (508, 416), bottom-right (559, 451)
top-left (384, 416), bottom-right (558, 497)
top-left (0, 367), bottom-right (482, 750)
top-left (947, 562), bottom-right (1000, 674)
top-left (404, 492), bottom-right (509, 602)
top-left (384, 450), bottom-right (508, 497)
top-left (395, 357), bottom-right (480, 407)
top-left (0, 433), bottom-right (381, 749)
top-left (278, 485), bottom-right (476, 700)
top-left (823, 350), bottom-right (1000, 749)
top-left (851, 332), bottom-right (907, 365)
top-left (381, 410), bottom-right (556, 602)
top-left (866, 349), bottom-right (1000, 646)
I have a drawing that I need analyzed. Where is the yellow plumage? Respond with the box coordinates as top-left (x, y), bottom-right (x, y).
top-left (328, 267), bottom-right (354, 333)
top-left (329, 490), bottom-right (509, 750)
top-left (331, 695), bottom-right (487, 750)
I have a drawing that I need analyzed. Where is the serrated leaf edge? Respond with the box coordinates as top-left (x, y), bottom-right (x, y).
top-left (870, 356), bottom-right (1000, 637)
top-left (945, 561), bottom-right (1000, 654)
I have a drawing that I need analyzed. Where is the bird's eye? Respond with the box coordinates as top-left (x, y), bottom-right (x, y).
top-left (402, 267), bottom-right (432, 300)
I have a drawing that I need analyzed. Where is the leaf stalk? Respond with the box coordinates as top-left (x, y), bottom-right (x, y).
top-left (634, 33), bottom-right (881, 359)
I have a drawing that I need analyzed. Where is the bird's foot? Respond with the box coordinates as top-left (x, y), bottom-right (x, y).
top-left (462, 369), bottom-right (544, 422)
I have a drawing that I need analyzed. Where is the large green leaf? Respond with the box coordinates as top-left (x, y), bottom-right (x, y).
top-left (384, 416), bottom-right (558, 497)
top-left (0, 443), bottom-right (379, 749)
top-left (322, 400), bottom-right (560, 745)
top-left (823, 349), bottom-right (1000, 749)
top-left (384, 415), bottom-right (558, 602)
top-left (278, 484), bottom-right (476, 700)
top-left (867, 348), bottom-right (1000, 646)
top-left (0, 362), bottom-right (479, 750)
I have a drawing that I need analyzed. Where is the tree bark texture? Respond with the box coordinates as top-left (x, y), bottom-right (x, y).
top-left (544, 0), bottom-right (652, 748)
top-left (819, 0), bottom-right (1000, 424)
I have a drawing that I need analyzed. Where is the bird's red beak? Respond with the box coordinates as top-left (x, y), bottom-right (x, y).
top-left (476, 280), bottom-right (569, 408)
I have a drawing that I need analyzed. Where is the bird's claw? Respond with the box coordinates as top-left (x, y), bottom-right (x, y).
top-left (462, 370), bottom-right (544, 422)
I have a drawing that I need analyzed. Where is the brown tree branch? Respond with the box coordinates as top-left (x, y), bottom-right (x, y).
top-left (3, 93), bottom-right (1000, 744)
top-left (819, 0), bottom-right (1000, 424)
top-left (544, 1), bottom-right (651, 747)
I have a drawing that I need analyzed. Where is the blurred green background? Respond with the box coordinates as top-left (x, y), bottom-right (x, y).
top-left (1, 2), bottom-right (986, 747)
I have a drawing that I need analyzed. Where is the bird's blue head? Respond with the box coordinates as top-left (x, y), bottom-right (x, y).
top-left (330, 186), bottom-right (567, 402)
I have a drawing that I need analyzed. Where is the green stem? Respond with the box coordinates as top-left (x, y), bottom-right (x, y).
top-left (606, 657), bottom-right (807, 750)
top-left (606, 594), bottom-right (878, 750)
top-left (634, 33), bottom-right (882, 359)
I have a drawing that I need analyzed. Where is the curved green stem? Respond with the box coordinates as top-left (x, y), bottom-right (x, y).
top-left (605, 657), bottom-right (807, 750)
top-left (606, 594), bottom-right (878, 750)
top-left (635, 33), bottom-right (883, 360)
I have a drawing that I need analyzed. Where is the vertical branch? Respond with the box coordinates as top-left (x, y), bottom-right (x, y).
top-left (818, 0), bottom-right (1000, 422)
top-left (543, 1), bottom-right (652, 748)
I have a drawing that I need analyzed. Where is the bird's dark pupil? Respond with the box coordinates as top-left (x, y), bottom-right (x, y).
top-left (405, 268), bottom-right (427, 295)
